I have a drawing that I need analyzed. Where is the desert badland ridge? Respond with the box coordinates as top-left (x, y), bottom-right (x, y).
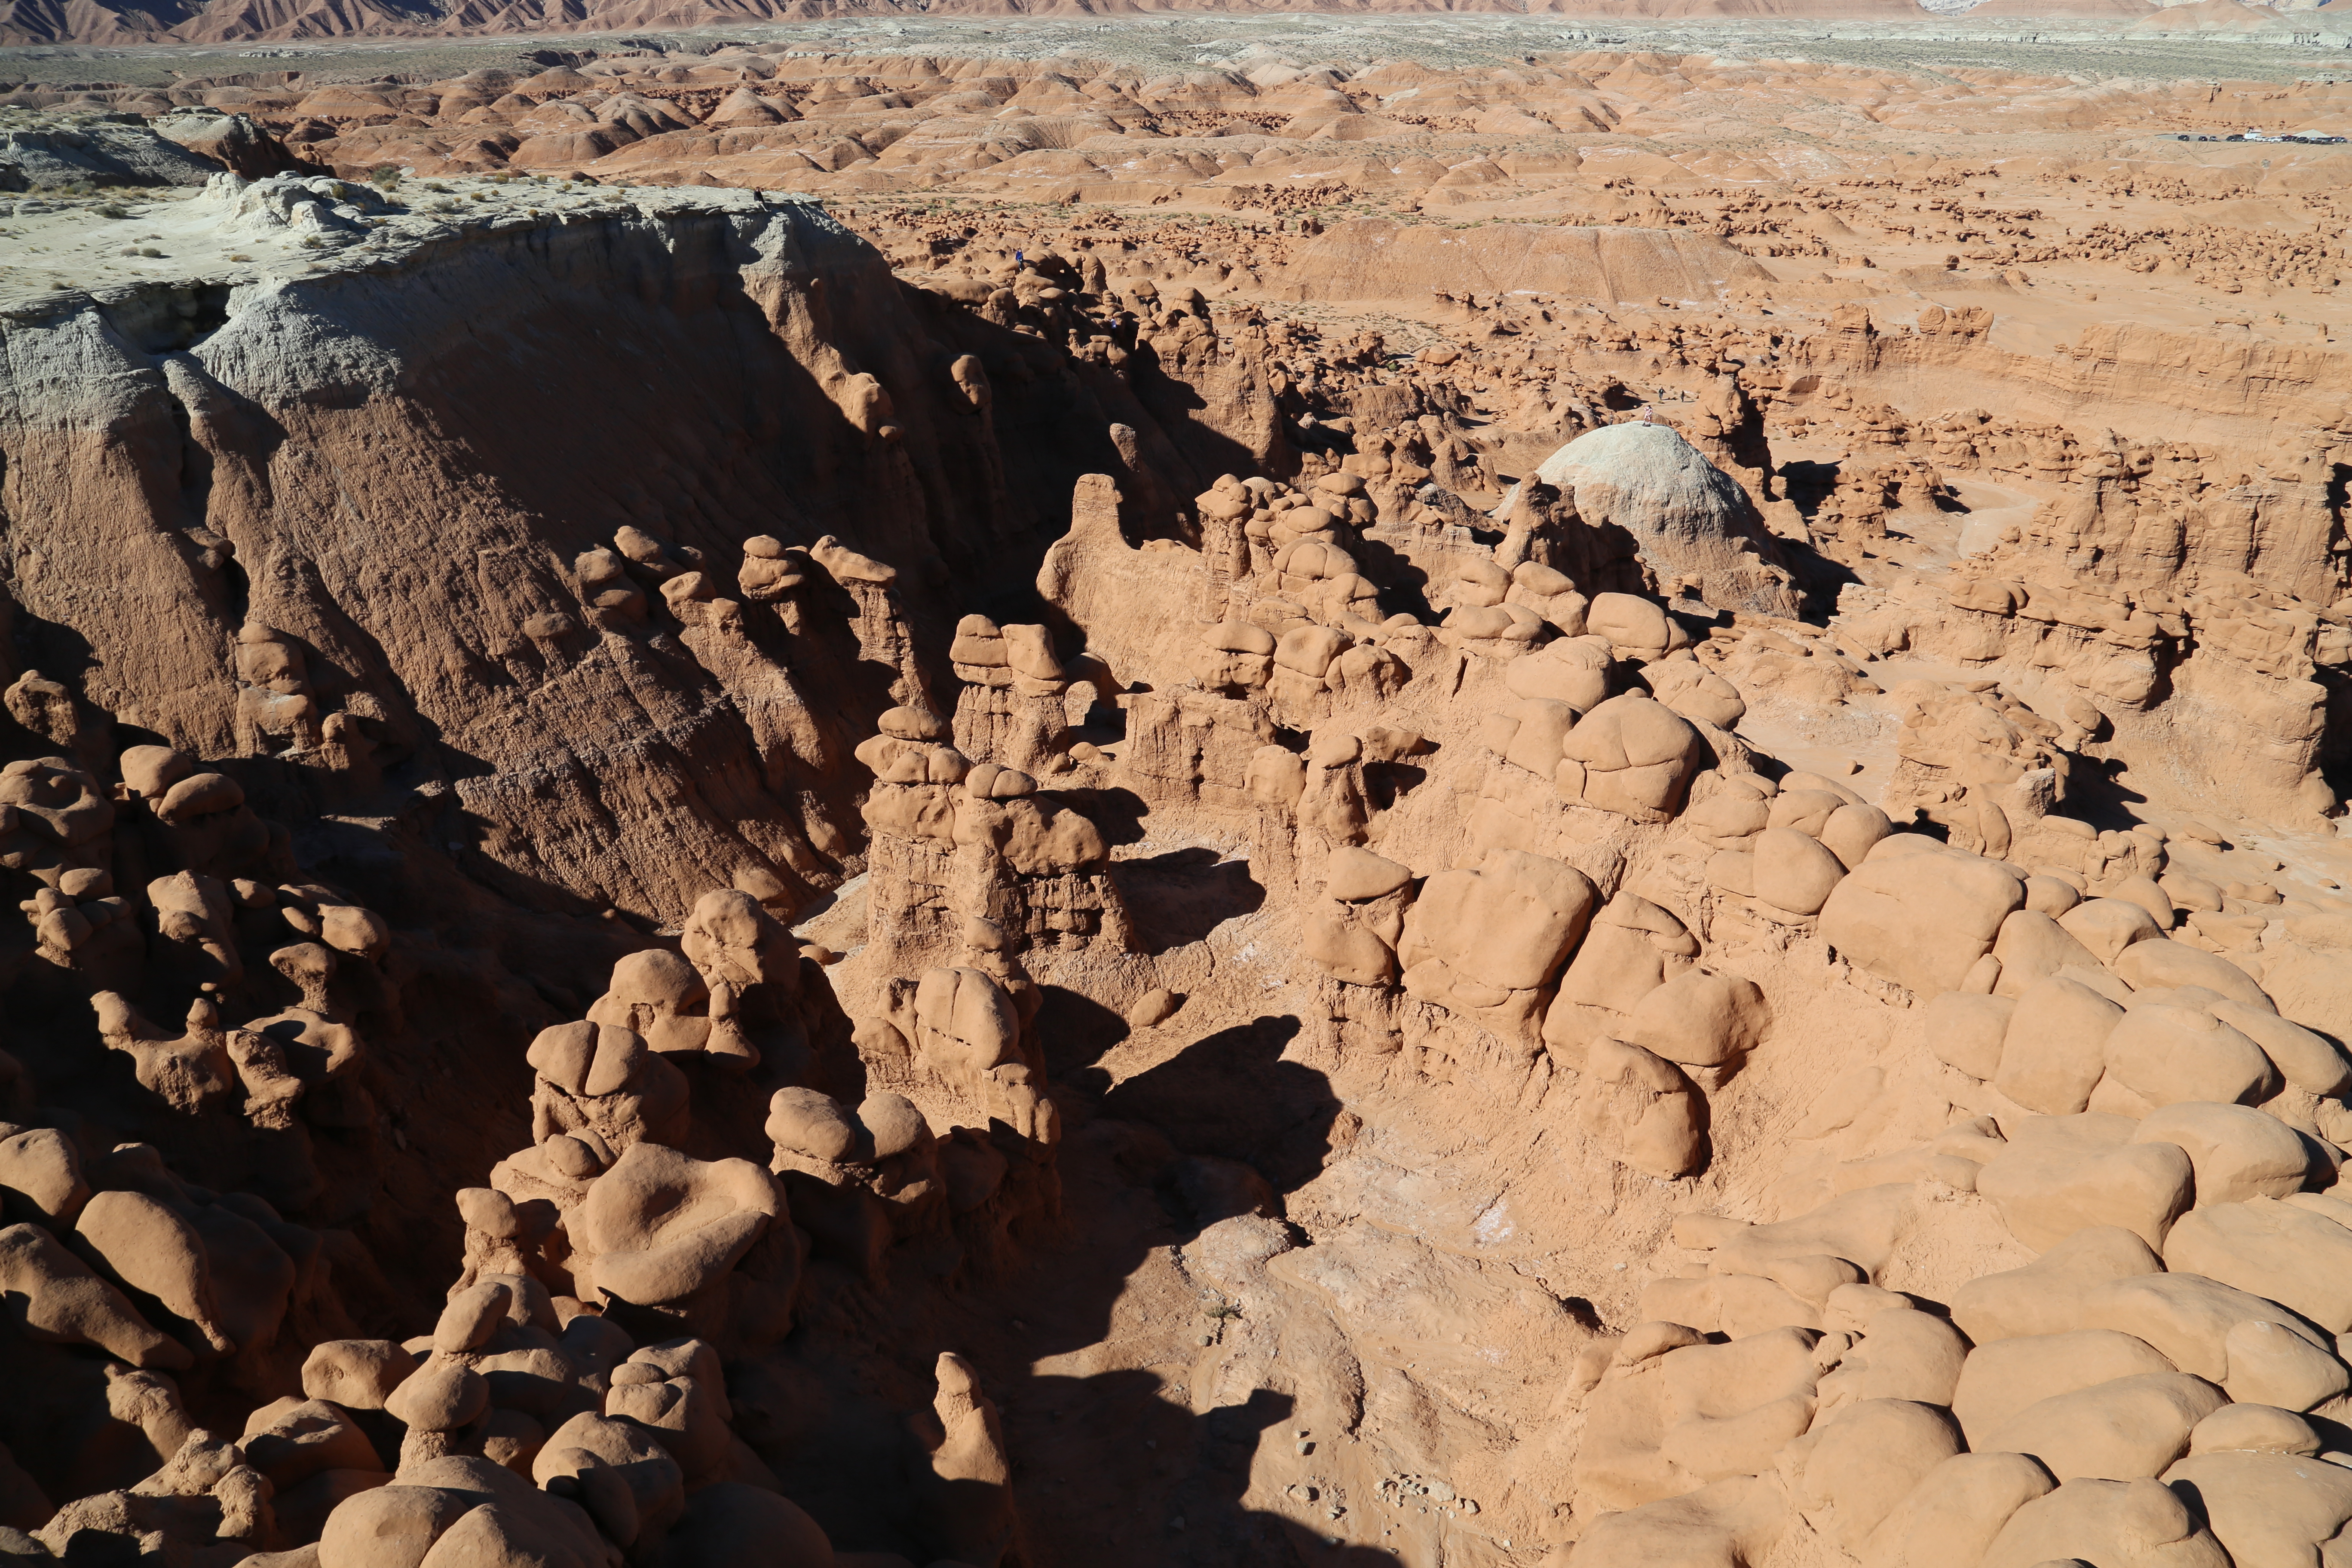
top-left (0, 0), bottom-right (2321, 51)
top-left (5, 11), bottom-right (2352, 1568)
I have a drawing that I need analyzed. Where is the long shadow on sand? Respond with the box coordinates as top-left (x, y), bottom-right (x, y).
top-left (750, 1008), bottom-right (1396, 1567)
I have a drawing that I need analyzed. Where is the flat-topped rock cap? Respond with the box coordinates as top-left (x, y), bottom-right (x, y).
top-left (1326, 846), bottom-right (1413, 901)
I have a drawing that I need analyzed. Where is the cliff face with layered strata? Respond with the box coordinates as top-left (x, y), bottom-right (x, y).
top-left (0, 181), bottom-right (1282, 920)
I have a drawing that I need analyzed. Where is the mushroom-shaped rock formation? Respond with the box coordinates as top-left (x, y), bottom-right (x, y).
top-left (0, 756), bottom-right (114, 882)
top-left (1818, 835), bottom-right (2026, 998)
top-left (568, 1142), bottom-right (785, 1316)
top-left (1559, 692), bottom-right (1706, 823)
top-left (1543, 891), bottom-right (1701, 1064)
top-left (766, 1087), bottom-right (947, 1280)
top-left (147, 870), bottom-right (245, 991)
top-left (1396, 848), bottom-right (1598, 1041)
top-left (92, 992), bottom-right (237, 1115)
top-left (526, 1020), bottom-right (692, 1155)
top-left (317, 1455), bottom-right (620, 1568)
top-left (1303, 846), bottom-right (1417, 987)
top-left (680, 889), bottom-right (803, 999)
top-left (587, 950), bottom-right (716, 1057)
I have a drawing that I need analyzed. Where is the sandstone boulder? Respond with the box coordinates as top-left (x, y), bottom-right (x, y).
top-left (2160, 1198), bottom-right (2352, 1332)
top-left (1951, 1329), bottom-right (2180, 1444)
top-left (2112, 940), bottom-right (2274, 1008)
top-left (1557, 693), bottom-right (1705, 823)
top-left (1397, 849), bottom-right (1597, 1037)
top-left (2104, 1003), bottom-right (2282, 1112)
top-left (1645, 657), bottom-right (1745, 730)
top-left (1793, 1398), bottom-right (1963, 1550)
top-left (1975, 1115), bottom-right (2193, 1252)
top-left (1817, 836), bottom-right (2024, 998)
top-left (1880, 1453), bottom-right (2056, 1568)
top-left (1503, 635), bottom-right (1613, 712)
top-left (2059, 896), bottom-right (2164, 965)
top-left (1624, 968), bottom-right (1770, 1069)
top-left (1580, 1037), bottom-right (1708, 1180)
top-left (1302, 847), bottom-right (1415, 988)
top-left (1751, 826), bottom-right (1847, 916)
top-left (2162, 1449), bottom-right (2352, 1568)
top-left (1990, 909), bottom-right (2102, 996)
top-left (1925, 990), bottom-right (2014, 1080)
top-left (1544, 891), bottom-right (1699, 1060)
top-left (569, 1144), bottom-right (784, 1309)
top-left (2129, 1102), bottom-right (2312, 1205)
top-left (0, 1220), bottom-right (187, 1368)
top-left (1977, 1371), bottom-right (2228, 1482)
top-left (1979, 1476), bottom-right (2229, 1568)
top-left (527, 1021), bottom-right (691, 1155)
top-left (1994, 975), bottom-right (2124, 1115)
